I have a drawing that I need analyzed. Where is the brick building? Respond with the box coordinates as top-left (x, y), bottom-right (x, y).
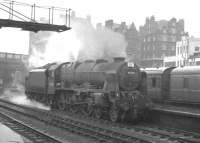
top-left (139, 16), bottom-right (185, 67)
top-left (104, 20), bottom-right (140, 62)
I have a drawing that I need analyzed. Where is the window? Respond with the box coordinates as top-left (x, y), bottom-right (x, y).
top-left (7, 54), bottom-right (13, 59)
top-left (153, 36), bottom-right (156, 41)
top-left (171, 28), bottom-right (176, 34)
top-left (162, 45), bottom-right (167, 50)
top-left (172, 46), bottom-right (176, 51)
top-left (162, 35), bottom-right (167, 41)
top-left (14, 55), bottom-right (20, 59)
top-left (151, 77), bottom-right (156, 88)
top-left (196, 61), bottom-right (200, 65)
top-left (195, 46), bottom-right (200, 51)
top-left (172, 36), bottom-right (176, 42)
top-left (183, 78), bottom-right (189, 88)
top-left (163, 29), bottom-right (167, 33)
top-left (0, 53), bottom-right (5, 58)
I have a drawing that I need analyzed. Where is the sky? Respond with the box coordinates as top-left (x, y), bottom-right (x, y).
top-left (31, 0), bottom-right (200, 37)
top-left (0, 0), bottom-right (200, 54)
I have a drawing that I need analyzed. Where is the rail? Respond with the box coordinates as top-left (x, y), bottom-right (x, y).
top-left (0, 111), bottom-right (63, 143)
top-left (0, 99), bottom-right (200, 143)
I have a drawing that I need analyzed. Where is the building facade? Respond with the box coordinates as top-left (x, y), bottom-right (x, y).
top-left (187, 37), bottom-right (200, 65)
top-left (175, 36), bottom-right (189, 66)
top-left (104, 20), bottom-right (140, 63)
top-left (139, 16), bottom-right (185, 67)
top-left (163, 36), bottom-right (200, 67)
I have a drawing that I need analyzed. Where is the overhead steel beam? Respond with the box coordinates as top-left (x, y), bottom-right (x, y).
top-left (0, 19), bottom-right (71, 32)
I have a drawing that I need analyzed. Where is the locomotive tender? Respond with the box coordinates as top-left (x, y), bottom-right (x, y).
top-left (144, 66), bottom-right (200, 105)
top-left (25, 57), bottom-right (151, 122)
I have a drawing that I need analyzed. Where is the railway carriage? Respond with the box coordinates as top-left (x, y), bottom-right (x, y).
top-left (144, 66), bottom-right (200, 105)
top-left (169, 66), bottom-right (200, 104)
top-left (143, 68), bottom-right (165, 102)
top-left (143, 67), bottom-right (175, 102)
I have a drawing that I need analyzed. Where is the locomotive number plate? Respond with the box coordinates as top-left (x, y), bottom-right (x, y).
top-left (127, 62), bottom-right (135, 67)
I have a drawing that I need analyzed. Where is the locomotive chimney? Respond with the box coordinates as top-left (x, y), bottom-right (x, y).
top-left (96, 59), bottom-right (108, 64)
top-left (113, 57), bottom-right (125, 62)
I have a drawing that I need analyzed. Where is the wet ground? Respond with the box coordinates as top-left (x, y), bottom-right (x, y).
top-left (0, 122), bottom-right (33, 143)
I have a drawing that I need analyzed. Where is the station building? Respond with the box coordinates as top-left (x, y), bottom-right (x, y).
top-left (163, 36), bottom-right (200, 67)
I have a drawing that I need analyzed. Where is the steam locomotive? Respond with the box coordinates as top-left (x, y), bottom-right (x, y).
top-left (25, 57), bottom-right (151, 122)
top-left (144, 66), bottom-right (200, 105)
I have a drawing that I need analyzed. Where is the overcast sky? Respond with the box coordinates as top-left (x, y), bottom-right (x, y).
top-left (31, 0), bottom-right (200, 37)
top-left (0, 0), bottom-right (200, 54)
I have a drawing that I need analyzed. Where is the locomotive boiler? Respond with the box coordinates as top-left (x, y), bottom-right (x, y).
top-left (25, 58), bottom-right (151, 122)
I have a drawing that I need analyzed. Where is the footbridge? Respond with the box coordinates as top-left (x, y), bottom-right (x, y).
top-left (0, 0), bottom-right (71, 32)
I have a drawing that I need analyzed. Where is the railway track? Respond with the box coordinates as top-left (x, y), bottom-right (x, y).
top-left (0, 99), bottom-right (200, 143)
top-left (61, 110), bottom-right (200, 143)
top-left (0, 111), bottom-right (62, 143)
top-left (0, 99), bottom-right (153, 143)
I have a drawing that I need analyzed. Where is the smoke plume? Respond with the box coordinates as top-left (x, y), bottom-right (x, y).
top-left (29, 14), bottom-right (127, 67)
top-left (71, 17), bottom-right (127, 61)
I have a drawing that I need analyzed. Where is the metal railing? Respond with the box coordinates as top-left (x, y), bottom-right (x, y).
top-left (0, 0), bottom-right (71, 27)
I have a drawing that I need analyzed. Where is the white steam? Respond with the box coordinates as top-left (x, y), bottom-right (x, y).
top-left (29, 15), bottom-right (128, 67)
top-left (1, 87), bottom-right (50, 110)
top-left (1, 72), bottom-right (49, 110)
top-left (78, 27), bottom-right (127, 61)
top-left (29, 30), bottom-right (81, 67)
top-left (71, 17), bottom-right (127, 61)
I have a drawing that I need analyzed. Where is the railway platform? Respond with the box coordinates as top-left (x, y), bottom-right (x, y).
top-left (150, 104), bottom-right (200, 133)
top-left (152, 104), bottom-right (200, 118)
top-left (0, 122), bottom-right (32, 143)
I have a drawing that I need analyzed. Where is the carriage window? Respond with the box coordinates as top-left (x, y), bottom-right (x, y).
top-left (14, 54), bottom-right (20, 59)
top-left (183, 78), bottom-right (189, 88)
top-left (7, 54), bottom-right (13, 59)
top-left (151, 77), bottom-right (156, 88)
top-left (0, 53), bottom-right (5, 58)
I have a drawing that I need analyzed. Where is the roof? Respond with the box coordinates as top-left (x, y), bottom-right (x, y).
top-left (30, 69), bottom-right (46, 72)
top-left (48, 63), bottom-right (60, 71)
top-left (171, 66), bottom-right (200, 75)
top-left (93, 61), bottom-right (125, 73)
top-left (142, 67), bottom-right (169, 75)
top-left (75, 61), bottom-right (95, 72)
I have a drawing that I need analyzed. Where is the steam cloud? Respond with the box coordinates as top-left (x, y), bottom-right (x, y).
top-left (0, 71), bottom-right (49, 110)
top-left (0, 14), bottom-right (128, 110)
top-left (72, 18), bottom-right (127, 61)
top-left (1, 88), bottom-right (50, 110)
top-left (29, 14), bottom-right (127, 67)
